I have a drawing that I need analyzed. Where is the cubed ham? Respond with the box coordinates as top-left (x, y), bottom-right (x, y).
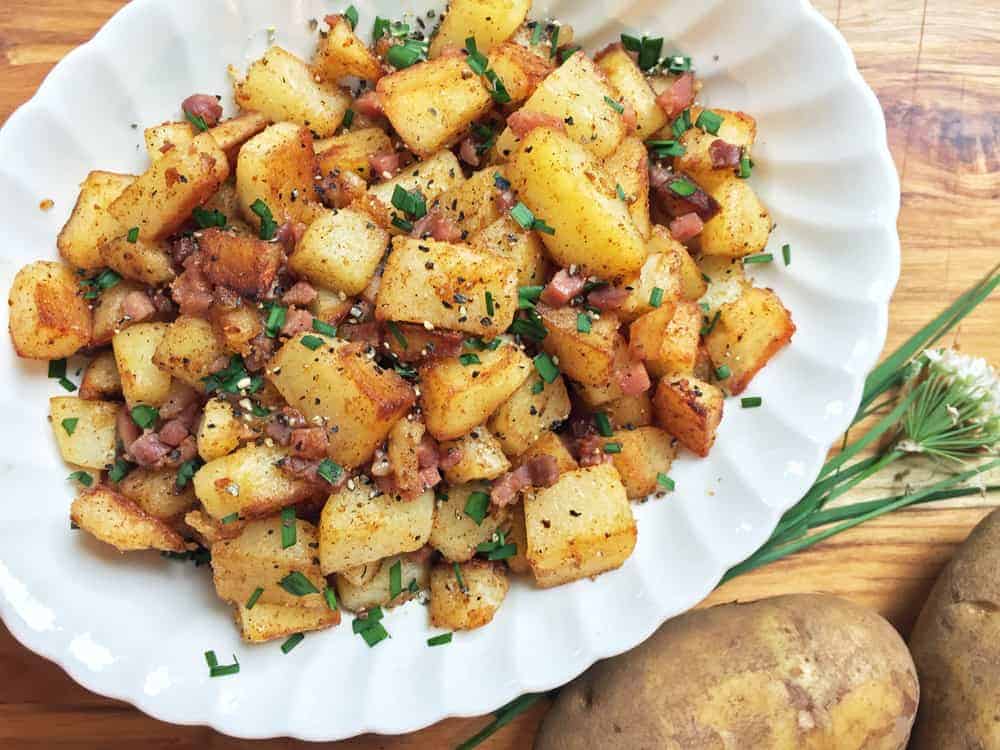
top-left (182, 94), bottom-right (223, 128)
top-left (709, 139), bottom-right (742, 169)
top-left (587, 285), bottom-right (629, 311)
top-left (656, 72), bottom-right (695, 118)
top-left (669, 212), bottom-right (705, 242)
top-left (282, 281), bottom-right (318, 307)
top-left (540, 269), bottom-right (586, 307)
top-left (616, 359), bottom-right (651, 396)
top-left (507, 110), bottom-right (567, 137)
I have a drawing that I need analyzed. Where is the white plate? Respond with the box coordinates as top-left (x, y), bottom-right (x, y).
top-left (0, 0), bottom-right (899, 741)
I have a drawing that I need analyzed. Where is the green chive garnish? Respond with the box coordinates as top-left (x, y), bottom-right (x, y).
top-left (317, 459), bottom-right (343, 485)
top-left (130, 404), bottom-right (159, 429)
top-left (264, 303), bottom-right (286, 338)
top-left (672, 109), bottom-right (692, 138)
top-left (386, 38), bottom-right (429, 69)
top-left (48, 359), bottom-right (66, 379)
top-left (701, 310), bottom-right (721, 336)
top-left (464, 491), bottom-right (490, 525)
top-left (324, 586), bottom-right (338, 611)
top-left (485, 291), bottom-right (495, 317)
top-left (389, 559), bottom-right (402, 599)
top-left (649, 286), bottom-right (664, 308)
top-left (576, 312), bottom-right (591, 333)
top-left (487, 543), bottom-right (517, 561)
top-left (386, 321), bottom-right (408, 349)
top-left (743, 253), bottom-right (773, 265)
top-left (281, 506), bottom-right (296, 549)
top-left (737, 152), bottom-right (753, 179)
top-left (185, 110), bottom-right (209, 132)
top-left (531, 380), bottom-right (545, 394)
top-left (281, 633), bottom-right (305, 654)
top-left (108, 457), bottom-right (133, 484)
top-left (427, 632), bottom-right (453, 647)
top-left (604, 96), bottom-right (625, 114)
top-left (68, 470), bottom-right (93, 487)
top-left (300, 335), bottom-right (324, 350)
top-left (453, 562), bottom-right (468, 592)
top-left (669, 178), bottom-right (697, 197)
top-left (741, 396), bottom-right (763, 408)
top-left (126, 227), bottom-right (139, 243)
top-left (616, 183), bottom-right (628, 201)
top-left (620, 34), bottom-right (641, 52)
top-left (342, 108), bottom-right (355, 129)
top-left (250, 199), bottom-right (277, 240)
top-left (343, 5), bottom-right (359, 30)
top-left (279, 571), bottom-right (319, 597)
top-left (312, 319), bottom-right (337, 337)
top-left (510, 202), bottom-right (535, 230)
top-left (465, 37), bottom-right (488, 75)
top-left (657, 473), bottom-right (675, 491)
top-left (206, 652), bottom-right (240, 678)
top-left (646, 139), bottom-right (686, 158)
top-left (59, 377), bottom-right (77, 392)
top-left (176, 458), bottom-right (202, 489)
top-left (604, 442), bottom-right (622, 454)
top-left (391, 185), bottom-right (427, 219)
top-left (192, 207), bottom-right (227, 228)
top-left (637, 36), bottom-right (664, 70)
top-left (221, 512), bottom-right (239, 525)
top-left (716, 365), bottom-right (731, 380)
top-left (61, 417), bottom-right (79, 436)
top-left (533, 353), bottom-right (559, 383)
top-left (782, 244), bottom-right (792, 266)
top-left (246, 587), bottom-right (263, 610)
top-left (695, 110), bottom-right (723, 135)
top-left (595, 412), bottom-right (613, 437)
top-left (460, 353), bottom-right (481, 366)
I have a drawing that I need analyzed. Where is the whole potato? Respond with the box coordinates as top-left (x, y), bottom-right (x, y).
top-left (909, 508), bottom-right (1000, 749)
top-left (536, 594), bottom-right (918, 750)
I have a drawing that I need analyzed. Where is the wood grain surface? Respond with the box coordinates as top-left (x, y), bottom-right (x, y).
top-left (1, 1), bottom-right (998, 747)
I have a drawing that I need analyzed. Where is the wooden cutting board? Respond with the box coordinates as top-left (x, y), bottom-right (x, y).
top-left (0, 1), bottom-right (997, 747)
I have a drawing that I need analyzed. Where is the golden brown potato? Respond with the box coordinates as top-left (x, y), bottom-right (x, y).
top-left (517, 431), bottom-right (578, 474)
top-left (652, 376), bottom-right (724, 457)
top-left (234, 46), bottom-right (351, 137)
top-left (49, 397), bottom-right (118, 470)
top-left (377, 56), bottom-right (492, 157)
top-left (629, 301), bottom-right (701, 378)
top-left (112, 322), bottom-right (172, 407)
top-left (289, 208), bottom-right (388, 295)
top-left (184, 508), bottom-right (245, 547)
top-left (362, 150), bottom-right (466, 230)
top-left (118, 468), bottom-right (197, 523)
top-left (310, 288), bottom-right (353, 325)
top-left (212, 515), bottom-right (327, 609)
top-left (235, 602), bottom-right (340, 643)
top-left (152, 316), bottom-right (228, 387)
top-left (617, 251), bottom-right (684, 323)
top-left (209, 111), bottom-right (271, 166)
top-left (197, 398), bottom-right (242, 461)
top-left (440, 427), bottom-right (512, 483)
top-left (594, 43), bottom-right (668, 138)
top-left (572, 339), bottom-right (631, 408)
top-left (90, 279), bottom-right (144, 346)
top-left (58, 171), bottom-right (136, 270)
top-left (468, 216), bottom-right (549, 287)
top-left (211, 304), bottom-right (263, 357)
top-left (603, 393), bottom-right (653, 430)
top-left (504, 503), bottom-right (531, 574)
top-left (645, 225), bottom-right (708, 302)
top-left (108, 132), bottom-right (229, 241)
top-left (429, 560), bottom-right (509, 630)
top-left (319, 482), bottom-right (434, 573)
top-left (314, 14), bottom-right (383, 82)
top-left (700, 177), bottom-right (773, 257)
top-left (489, 373), bottom-right (571, 457)
top-left (268, 335), bottom-right (416, 467)
top-left (537, 303), bottom-right (622, 387)
top-left (79, 351), bottom-right (122, 401)
top-left (384, 416), bottom-right (426, 498)
top-left (420, 342), bottom-right (533, 441)
top-left (433, 167), bottom-right (506, 238)
top-left (487, 41), bottom-right (554, 106)
top-left (376, 237), bottom-right (518, 338)
top-left (71, 485), bottom-right (186, 553)
top-left (198, 228), bottom-right (283, 298)
top-left (676, 108), bottom-right (757, 187)
top-left (336, 553), bottom-right (430, 612)
top-left (144, 121), bottom-right (194, 162)
top-left (8, 261), bottom-right (92, 359)
top-left (608, 427), bottom-right (677, 499)
top-left (704, 286), bottom-right (795, 395)
top-left (523, 463), bottom-right (636, 587)
top-left (429, 0), bottom-right (530, 57)
top-left (99, 236), bottom-right (175, 285)
top-left (506, 127), bottom-right (647, 280)
top-left (314, 127), bottom-right (393, 180)
top-left (430, 483), bottom-right (511, 562)
top-left (603, 136), bottom-right (651, 240)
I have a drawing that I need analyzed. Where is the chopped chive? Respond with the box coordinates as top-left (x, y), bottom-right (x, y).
top-left (533, 352), bottom-right (559, 383)
top-left (695, 109), bottom-right (723, 135)
top-left (646, 139), bottom-right (686, 158)
top-left (343, 5), bottom-right (359, 30)
top-left (616, 183), bottom-right (628, 201)
top-left (649, 286), bottom-right (664, 308)
top-left (312, 319), bottom-right (337, 337)
top-left (281, 633), bottom-right (305, 654)
top-left (281, 506), bottom-right (296, 549)
top-left (264, 303), bottom-right (286, 338)
top-left (207, 653), bottom-right (240, 678)
top-left (389, 559), bottom-right (402, 599)
top-left (184, 109), bottom-right (209, 132)
top-left (701, 310), bottom-right (721, 336)
top-left (464, 491), bottom-right (490, 525)
top-left (130, 404), bottom-right (159, 429)
top-left (68, 470), bottom-right (93, 487)
top-left (408, 578), bottom-right (419, 594)
top-left (204, 650), bottom-right (218, 669)
top-left (48, 359), bottom-right (67, 379)
top-left (221, 512), bottom-right (239, 525)
top-left (485, 290), bottom-right (495, 317)
top-left (715, 364), bottom-right (732, 380)
top-left (360, 621), bottom-right (389, 647)
top-left (559, 45), bottom-right (582, 63)
top-left (61, 417), bottom-right (79, 435)
top-left (126, 227), bottom-right (139, 243)
top-left (427, 632), bottom-right (453, 647)
top-left (386, 321), bottom-right (408, 349)
top-left (484, 69), bottom-right (511, 104)
top-left (533, 219), bottom-right (555, 235)
top-left (782, 244), bottom-right (792, 266)
top-left (671, 109), bottom-right (692, 138)
top-left (59, 377), bottom-right (77, 392)
top-left (518, 285), bottom-right (544, 309)
top-left (737, 151), bottom-right (753, 179)
top-left (549, 25), bottom-right (560, 58)
top-left (657, 473), bottom-right (675, 491)
top-left (391, 185), bottom-right (427, 219)
top-left (530, 23), bottom-right (544, 46)
top-left (464, 37), bottom-right (489, 76)
top-left (620, 34), bottom-right (641, 52)
top-left (604, 442), bottom-right (623, 454)
top-left (279, 571), bottom-right (319, 597)
top-left (107, 457), bottom-right (133, 484)
top-left (250, 403), bottom-right (270, 417)
top-left (192, 207), bottom-right (227, 228)
top-left (530, 379), bottom-right (545, 395)
top-left (595, 412), bottom-right (613, 437)
top-left (668, 178), bottom-right (697, 197)
top-left (487, 543), bottom-right (517, 561)
top-left (386, 39), bottom-right (428, 69)
top-left (317, 459), bottom-right (343, 485)
top-left (665, 55), bottom-right (692, 73)
top-left (246, 587), bottom-right (263, 610)
top-left (604, 96), bottom-right (625, 114)
top-left (324, 586), bottom-right (338, 611)
top-left (392, 216), bottom-right (414, 232)
top-left (742, 253), bottom-right (773, 265)
top-left (508, 311), bottom-right (548, 341)
top-left (342, 108), bottom-right (355, 129)
top-left (460, 353), bottom-right (482, 366)
top-left (453, 562), bottom-right (468, 592)
top-left (493, 171), bottom-right (511, 191)
top-left (576, 312), bottom-right (591, 333)
top-left (250, 199), bottom-right (277, 241)
top-left (637, 36), bottom-right (664, 70)
top-left (300, 335), bottom-right (324, 350)
top-left (373, 16), bottom-right (389, 39)
top-left (510, 202), bottom-right (534, 230)
top-left (175, 458), bottom-right (202, 489)
top-left (741, 396), bottom-right (763, 408)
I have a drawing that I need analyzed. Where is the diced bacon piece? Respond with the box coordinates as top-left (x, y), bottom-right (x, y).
top-left (540, 269), bottom-right (587, 307)
top-left (182, 94), bottom-right (223, 128)
top-left (353, 91), bottom-right (383, 118)
top-left (709, 139), bottom-right (742, 169)
top-left (122, 291), bottom-right (156, 322)
top-left (282, 281), bottom-right (318, 307)
top-left (280, 307), bottom-right (314, 338)
top-left (656, 72), bottom-right (695, 118)
top-left (290, 427), bottom-right (329, 460)
top-left (158, 419), bottom-right (190, 447)
top-left (616, 359), bottom-right (651, 396)
top-left (129, 433), bottom-right (172, 467)
top-left (669, 212), bottom-right (705, 242)
top-left (411, 211), bottom-right (463, 242)
top-left (507, 110), bottom-right (567, 137)
top-left (587, 286), bottom-right (629, 311)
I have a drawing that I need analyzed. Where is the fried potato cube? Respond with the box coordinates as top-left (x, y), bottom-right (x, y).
top-left (489, 373), bottom-right (571, 457)
top-left (234, 46), bottom-right (351, 137)
top-left (197, 228), bottom-right (283, 298)
top-left (376, 236), bottom-right (518, 338)
top-left (152, 316), bottom-right (228, 387)
top-left (652, 376), bottom-right (724, 457)
top-left (58, 171), bottom-right (136, 270)
top-left (117, 468), bottom-right (197, 523)
top-left (504, 503), bottom-right (531, 574)
top-left (468, 216), bottom-right (549, 286)
top-left (433, 167), bottom-right (506, 237)
top-left (608, 427), bottom-right (677, 499)
top-left (212, 515), bottom-right (327, 609)
top-left (268, 335), bottom-right (416, 467)
top-left (430, 0), bottom-right (530, 57)
top-left (193, 445), bottom-right (317, 520)
top-left (594, 43), bottom-right (668, 137)
top-left (314, 14), bottom-right (383, 82)
top-left (603, 393), bottom-right (654, 430)
top-left (523, 463), bottom-right (636, 587)
top-left (314, 127), bottom-right (393, 180)
top-left (603, 136), bottom-right (651, 240)
top-left (112, 322), bottom-right (172, 407)
top-left (572, 340), bottom-right (631, 408)
top-left (420, 342), bottom-right (533, 441)
top-left (506, 127), bottom-right (646, 279)
top-left (210, 111), bottom-right (271, 166)
top-left (49, 397), bottom-right (118, 470)
top-left (289, 208), bottom-right (388, 295)
top-left (429, 560), bottom-right (509, 630)
top-left (90, 279), bottom-right (143, 346)
top-left (647, 225), bottom-right (708, 301)
top-left (109, 132), bottom-right (229, 241)
top-left (80, 351), bottom-right (122, 401)
top-left (430, 483), bottom-right (511, 562)
top-left (377, 56), bottom-right (492, 156)
top-left (197, 398), bottom-right (243, 462)
top-left (8, 261), bottom-right (92, 359)
top-left (70, 486), bottom-right (185, 553)
top-left (518, 432), bottom-right (578, 476)
top-left (319, 483), bottom-right (435, 573)
top-left (629, 301), bottom-right (701, 378)
top-left (144, 121), bottom-right (194, 162)
top-left (704, 286), bottom-right (796, 395)
top-left (212, 304), bottom-right (263, 357)
top-left (537, 303), bottom-right (622, 387)
top-left (362, 150), bottom-right (466, 229)
top-left (235, 602), bottom-right (340, 643)
top-left (487, 41), bottom-right (553, 106)
top-left (618, 250), bottom-right (684, 323)
top-left (440, 426), bottom-right (512, 483)
top-left (336, 553), bottom-right (430, 612)
top-left (676, 108), bottom-right (757, 187)
top-left (700, 177), bottom-right (773, 257)
top-left (99, 235), bottom-right (175, 285)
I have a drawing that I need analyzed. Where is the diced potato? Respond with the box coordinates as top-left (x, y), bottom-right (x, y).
top-left (314, 14), bottom-right (383, 82)
top-left (629, 301), bottom-right (701, 378)
top-left (340, 560), bottom-right (381, 588)
top-left (440, 427), bottom-right (512, 483)
top-left (676, 108), bottom-right (757, 187)
top-left (319, 482), bottom-right (434, 573)
top-left (487, 41), bottom-right (554, 105)
top-left (603, 136), bottom-right (651, 240)
top-left (572, 340), bottom-right (630, 408)
top-left (198, 228), bottom-right (283, 298)
top-left (197, 398), bottom-right (243, 461)
top-left (235, 602), bottom-right (340, 643)
top-left (430, 0), bottom-right (530, 57)
top-left (488, 373), bottom-right (571, 457)
top-left (310, 287), bottom-right (353, 325)
top-left (315, 127), bottom-right (393, 180)
top-left (603, 393), bottom-right (653, 429)
top-left (523, 463), bottom-right (636, 587)
top-left (91, 279), bottom-right (144, 346)
top-left (49, 397), bottom-right (118, 470)
top-left (184, 508), bottom-right (245, 547)
top-left (144, 121), bottom-right (194, 162)
top-left (268, 334), bottom-right (416, 466)
top-left (70, 486), bottom-right (185, 553)
top-left (617, 251), bottom-right (684, 323)
top-left (377, 56), bottom-right (492, 156)
top-left (376, 237), bottom-right (518, 338)
top-left (236, 122), bottom-right (324, 229)
top-left (289, 208), bottom-right (388, 295)
top-left (652, 376), bottom-right (724, 457)
top-left (108, 132), bottom-right (229, 241)
top-left (193, 444), bottom-right (317, 519)
top-left (468, 216), bottom-right (548, 286)
top-left (112, 322), bottom-right (172, 407)
top-left (608, 427), bottom-right (677, 499)
top-left (234, 46), bottom-right (351, 137)
top-left (58, 171), bottom-right (136, 270)
top-left (420, 342), bottom-right (533, 441)
top-left (537, 303), bottom-right (621, 387)
top-left (152, 316), bottom-right (228, 386)
top-left (212, 305), bottom-right (263, 357)
top-left (429, 560), bottom-right (509, 630)
top-left (643, 225), bottom-right (708, 301)
top-left (99, 236), bottom-right (175, 285)
top-left (384, 416), bottom-right (426, 498)
top-left (698, 255), bottom-right (750, 315)
top-left (594, 43), bottom-right (668, 137)
top-left (362, 150), bottom-right (465, 230)
top-left (8, 261), bottom-right (92, 359)
top-left (504, 504), bottom-right (531, 574)
top-left (430, 483), bottom-right (510, 562)
top-left (700, 177), bottom-right (772, 257)
top-left (80, 351), bottom-right (122, 401)
top-left (704, 286), bottom-right (796, 394)
top-left (118, 468), bottom-right (197, 523)
top-left (433, 167), bottom-right (506, 237)
top-left (517, 430), bottom-right (578, 474)
top-left (212, 515), bottom-right (327, 608)
top-left (209, 112), bottom-right (272, 166)
top-left (506, 127), bottom-right (646, 279)
top-left (336, 553), bottom-right (430, 612)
